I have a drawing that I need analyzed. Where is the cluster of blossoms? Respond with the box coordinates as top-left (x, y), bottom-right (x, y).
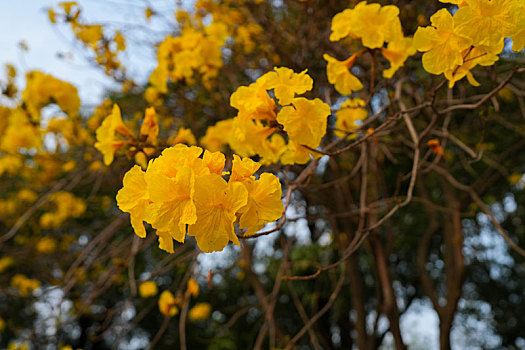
top-left (116, 144), bottom-right (283, 253)
top-left (39, 191), bottom-right (86, 229)
top-left (23, 71), bottom-right (80, 120)
top-left (414, 0), bottom-right (525, 87)
top-left (0, 67), bottom-right (81, 174)
top-left (147, 22), bottom-right (228, 99)
top-left (10, 274), bottom-right (40, 297)
top-left (334, 98), bottom-right (369, 140)
top-left (202, 67), bottom-right (331, 165)
top-left (326, 1), bottom-right (416, 95)
top-left (146, 0), bottom-right (264, 101)
top-left (94, 104), bottom-right (198, 168)
top-left (48, 1), bottom-right (127, 78)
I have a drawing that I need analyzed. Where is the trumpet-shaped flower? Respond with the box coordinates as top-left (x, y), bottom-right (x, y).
top-left (413, 9), bottom-right (472, 75)
top-left (335, 98), bottom-right (368, 139)
top-left (230, 81), bottom-right (276, 121)
top-left (158, 290), bottom-right (179, 317)
top-left (350, 2), bottom-right (403, 49)
top-left (330, 9), bottom-right (355, 41)
top-left (454, 0), bottom-right (516, 47)
top-left (188, 174), bottom-right (248, 253)
top-left (444, 40), bottom-right (504, 87)
top-left (139, 281), bottom-right (158, 298)
top-left (324, 54), bottom-right (363, 96)
top-left (189, 302), bottom-right (212, 321)
top-left (276, 98), bottom-right (331, 148)
top-left (381, 36), bottom-right (416, 78)
top-left (140, 107), bottom-right (159, 143)
top-left (229, 155), bottom-right (260, 182)
top-left (238, 173), bottom-right (283, 236)
top-left (259, 67), bottom-right (313, 105)
top-left (94, 104), bottom-right (133, 165)
top-left (144, 166), bottom-right (196, 243)
top-left (116, 165), bottom-right (150, 238)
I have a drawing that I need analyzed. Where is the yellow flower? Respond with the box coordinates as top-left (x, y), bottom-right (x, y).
top-left (8, 342), bottom-right (29, 350)
top-left (158, 290), bottom-right (179, 317)
top-left (335, 98), bottom-right (368, 139)
top-left (17, 189), bottom-right (38, 203)
top-left (330, 9), bottom-right (356, 41)
top-left (381, 36), bottom-right (416, 78)
top-left (229, 155), bottom-right (260, 183)
top-left (0, 257), bottom-right (14, 273)
top-left (230, 81), bottom-right (276, 121)
top-left (74, 24), bottom-right (103, 47)
top-left (349, 2), bottom-right (403, 49)
top-left (140, 107), bottom-right (159, 143)
top-left (444, 40), bottom-right (504, 88)
top-left (189, 302), bottom-right (212, 321)
top-left (144, 166), bottom-right (196, 245)
top-left (200, 119), bottom-right (234, 152)
top-left (281, 141), bottom-right (320, 165)
top-left (439, 0), bottom-right (468, 5)
top-left (188, 174), bottom-right (248, 252)
top-left (40, 192), bottom-right (86, 229)
top-left (509, 173), bottom-right (523, 185)
top-left (276, 97), bottom-right (331, 148)
top-left (145, 7), bottom-right (154, 20)
top-left (0, 316), bottom-right (5, 332)
top-left (229, 118), bottom-right (275, 157)
top-left (510, 0), bottom-right (525, 52)
top-left (323, 54), bottom-right (363, 96)
top-left (259, 134), bottom-right (287, 165)
top-left (11, 274), bottom-right (40, 297)
top-left (171, 127), bottom-right (197, 145)
top-left (238, 173), bottom-right (283, 236)
top-left (0, 114), bottom-right (41, 154)
top-left (203, 150), bottom-right (226, 175)
top-left (186, 278), bottom-right (199, 297)
top-left (259, 67), bottom-right (313, 106)
top-left (36, 237), bottom-right (57, 254)
top-left (22, 71), bottom-right (80, 119)
top-left (116, 165), bottom-right (150, 238)
top-left (94, 104), bottom-right (133, 165)
top-left (454, 0), bottom-right (516, 47)
top-left (114, 30), bottom-right (126, 51)
top-left (413, 9), bottom-right (472, 75)
top-left (48, 8), bottom-right (57, 23)
top-left (139, 281), bottom-right (158, 298)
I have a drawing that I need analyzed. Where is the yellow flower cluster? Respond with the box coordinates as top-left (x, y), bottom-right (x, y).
top-left (157, 278), bottom-right (201, 317)
top-left (11, 274), bottom-right (40, 297)
top-left (0, 108), bottom-right (41, 154)
top-left (194, 0), bottom-right (264, 54)
top-left (23, 71), bottom-right (80, 120)
top-left (147, 22), bottom-right (228, 98)
top-left (138, 280), bottom-right (158, 298)
top-left (0, 257), bottom-right (14, 273)
top-left (202, 67), bottom-right (330, 165)
top-left (116, 144), bottom-right (283, 253)
top-left (40, 191), bottom-right (86, 229)
top-left (414, 0), bottom-right (525, 87)
top-left (335, 98), bottom-right (368, 140)
top-left (48, 2), bottom-right (127, 77)
top-left (158, 290), bottom-right (180, 317)
top-left (36, 237), bottom-right (58, 254)
top-left (188, 302), bottom-right (212, 321)
top-left (46, 117), bottom-right (90, 148)
top-left (327, 1), bottom-right (416, 94)
top-left (146, 0), bottom-right (265, 102)
top-left (94, 104), bottom-right (197, 167)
